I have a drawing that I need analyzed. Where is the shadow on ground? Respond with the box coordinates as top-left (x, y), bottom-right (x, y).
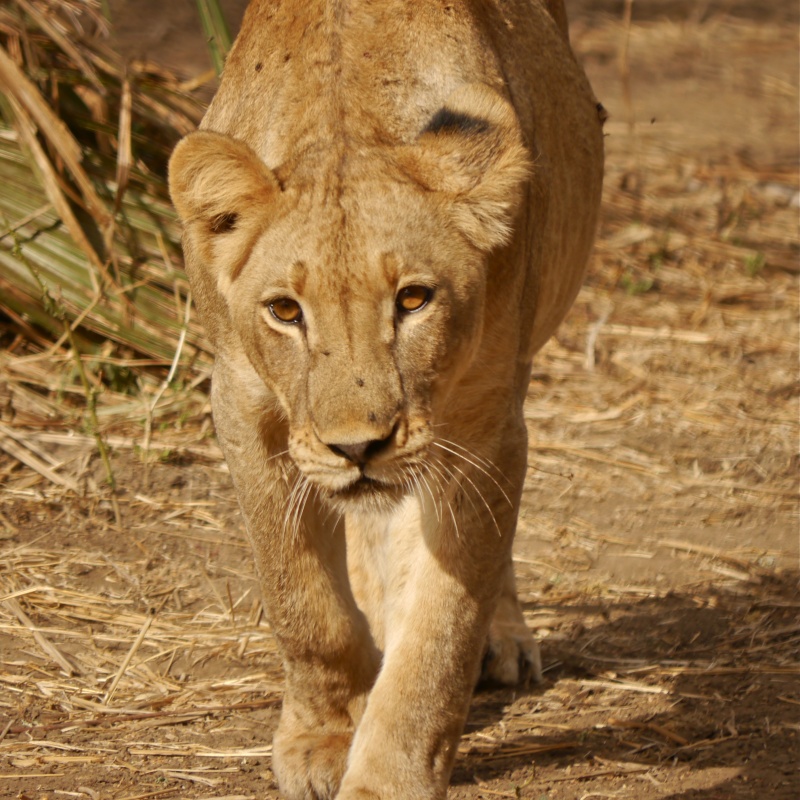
top-left (455, 572), bottom-right (799, 799)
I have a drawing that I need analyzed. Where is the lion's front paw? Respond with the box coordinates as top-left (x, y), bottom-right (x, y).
top-left (481, 591), bottom-right (543, 686)
top-left (272, 731), bottom-right (351, 800)
top-left (481, 567), bottom-right (543, 686)
top-left (481, 625), bottom-right (542, 685)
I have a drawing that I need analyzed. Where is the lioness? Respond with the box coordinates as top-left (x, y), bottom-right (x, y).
top-left (169, 0), bottom-right (603, 797)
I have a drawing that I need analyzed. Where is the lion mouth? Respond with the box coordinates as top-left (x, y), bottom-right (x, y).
top-left (332, 475), bottom-right (381, 498)
top-left (327, 474), bottom-right (405, 507)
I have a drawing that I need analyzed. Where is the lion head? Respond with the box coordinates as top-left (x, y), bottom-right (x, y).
top-left (169, 83), bottom-right (529, 509)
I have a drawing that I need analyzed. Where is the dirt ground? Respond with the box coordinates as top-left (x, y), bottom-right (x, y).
top-left (1, 1), bottom-right (798, 799)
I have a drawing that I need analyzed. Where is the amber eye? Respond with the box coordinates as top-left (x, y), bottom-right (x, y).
top-left (269, 298), bottom-right (303, 324)
top-left (396, 285), bottom-right (432, 314)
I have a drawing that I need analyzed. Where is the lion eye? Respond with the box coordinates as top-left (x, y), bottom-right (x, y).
top-left (396, 285), bottom-right (432, 314)
top-left (269, 298), bottom-right (303, 324)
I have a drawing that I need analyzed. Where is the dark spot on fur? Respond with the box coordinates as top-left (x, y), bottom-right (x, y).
top-left (209, 212), bottom-right (238, 234)
top-left (284, 53), bottom-right (291, 63)
top-left (423, 108), bottom-right (491, 136)
top-left (596, 102), bottom-right (609, 125)
top-left (356, 378), bottom-right (365, 387)
top-left (255, 62), bottom-right (263, 72)
top-left (368, 412), bottom-right (377, 423)
top-left (321, 350), bottom-right (331, 357)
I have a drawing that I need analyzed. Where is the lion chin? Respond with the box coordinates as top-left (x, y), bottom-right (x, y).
top-left (324, 474), bottom-right (408, 514)
top-left (168, 0), bottom-right (604, 797)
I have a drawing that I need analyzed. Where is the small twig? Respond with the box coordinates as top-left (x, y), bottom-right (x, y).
top-left (659, 538), bottom-right (766, 573)
top-left (6, 698), bottom-right (280, 736)
top-left (102, 608), bottom-right (156, 705)
top-left (0, 508), bottom-right (18, 534)
top-left (5, 597), bottom-right (77, 676)
top-left (0, 773), bottom-right (65, 780)
top-left (608, 718), bottom-right (690, 746)
top-left (142, 291), bottom-right (192, 484)
top-left (63, 322), bottom-right (120, 525)
top-left (0, 423), bottom-right (79, 492)
top-left (579, 678), bottom-right (674, 696)
top-left (116, 790), bottom-right (180, 800)
top-left (125, 744), bottom-right (273, 759)
top-left (545, 766), bottom-right (651, 784)
top-left (671, 734), bottom-right (741, 753)
top-left (584, 306), bottom-right (611, 371)
top-left (0, 201), bottom-right (53, 242)
top-left (460, 741), bottom-right (577, 762)
top-left (227, 580), bottom-right (237, 630)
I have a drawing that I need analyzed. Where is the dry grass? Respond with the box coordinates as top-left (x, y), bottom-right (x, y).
top-left (0, 1), bottom-right (212, 476)
top-left (0, 2), bottom-right (798, 799)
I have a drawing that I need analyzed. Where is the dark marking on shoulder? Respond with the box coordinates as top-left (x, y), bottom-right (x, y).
top-left (209, 211), bottom-right (238, 234)
top-left (255, 62), bottom-right (263, 72)
top-left (423, 108), bottom-right (491, 136)
top-left (356, 378), bottom-right (365, 388)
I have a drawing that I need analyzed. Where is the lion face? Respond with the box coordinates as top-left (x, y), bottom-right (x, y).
top-left (169, 84), bottom-right (529, 509)
top-left (230, 174), bottom-right (487, 505)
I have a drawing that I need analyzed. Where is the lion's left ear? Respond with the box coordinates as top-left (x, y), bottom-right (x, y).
top-left (398, 84), bottom-right (530, 251)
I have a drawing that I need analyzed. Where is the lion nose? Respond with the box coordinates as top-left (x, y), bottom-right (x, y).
top-left (328, 424), bottom-right (398, 466)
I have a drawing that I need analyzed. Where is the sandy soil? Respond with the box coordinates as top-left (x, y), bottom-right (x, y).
top-left (1, 2), bottom-right (798, 799)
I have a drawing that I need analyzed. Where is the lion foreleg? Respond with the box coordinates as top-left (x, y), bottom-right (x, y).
top-left (340, 560), bottom-right (494, 799)
top-left (337, 481), bottom-right (517, 799)
top-left (211, 371), bottom-right (379, 800)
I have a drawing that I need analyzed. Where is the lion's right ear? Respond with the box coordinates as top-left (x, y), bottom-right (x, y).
top-left (168, 131), bottom-right (279, 294)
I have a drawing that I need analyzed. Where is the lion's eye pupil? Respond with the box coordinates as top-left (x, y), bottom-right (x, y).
top-left (270, 298), bottom-right (303, 324)
top-left (397, 286), bottom-right (432, 314)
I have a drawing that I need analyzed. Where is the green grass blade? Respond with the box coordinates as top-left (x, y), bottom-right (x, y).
top-left (195, 0), bottom-right (232, 76)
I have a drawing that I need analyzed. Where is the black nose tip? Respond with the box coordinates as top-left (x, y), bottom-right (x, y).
top-left (329, 425), bottom-right (397, 466)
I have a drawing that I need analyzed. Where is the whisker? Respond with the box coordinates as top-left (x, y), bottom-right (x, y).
top-left (424, 455), bottom-right (458, 536)
top-left (430, 450), bottom-right (488, 533)
top-left (410, 463), bottom-right (443, 524)
top-left (433, 439), bottom-right (514, 509)
top-left (287, 479), bottom-right (302, 542)
top-left (280, 470), bottom-right (305, 567)
top-left (288, 472), bottom-right (309, 542)
top-left (402, 467), bottom-right (419, 508)
top-left (265, 448), bottom-right (291, 464)
top-left (445, 492), bottom-right (460, 540)
top-left (321, 498), bottom-right (340, 531)
top-left (436, 436), bottom-right (511, 484)
top-left (293, 478), bottom-right (311, 541)
top-left (282, 472), bottom-right (299, 538)
top-left (423, 455), bottom-right (450, 494)
top-left (399, 464), bottom-right (413, 494)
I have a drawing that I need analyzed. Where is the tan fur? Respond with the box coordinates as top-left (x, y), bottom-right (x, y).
top-left (169, 1), bottom-right (603, 797)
